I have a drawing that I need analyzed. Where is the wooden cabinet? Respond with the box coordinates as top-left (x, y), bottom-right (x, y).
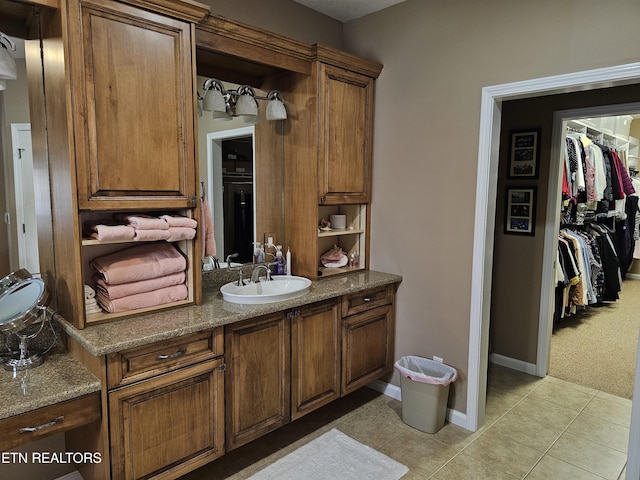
top-left (40, 0), bottom-right (208, 328)
top-left (284, 46), bottom-right (381, 280)
top-left (341, 286), bottom-right (396, 395)
top-left (66, 0), bottom-right (199, 210)
top-left (318, 64), bottom-right (374, 205)
top-left (291, 299), bottom-right (340, 420)
top-left (107, 329), bottom-right (225, 480)
top-left (109, 358), bottom-right (225, 480)
top-left (225, 313), bottom-right (290, 450)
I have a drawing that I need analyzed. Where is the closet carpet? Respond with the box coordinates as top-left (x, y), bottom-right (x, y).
top-left (549, 277), bottom-right (640, 399)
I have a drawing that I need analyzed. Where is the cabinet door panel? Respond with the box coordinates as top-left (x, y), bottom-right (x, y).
top-left (342, 305), bottom-right (394, 395)
top-left (69, 0), bottom-right (196, 209)
top-left (319, 64), bottom-right (373, 204)
top-left (109, 359), bottom-right (224, 480)
top-left (225, 313), bottom-right (290, 450)
top-left (291, 300), bottom-right (340, 419)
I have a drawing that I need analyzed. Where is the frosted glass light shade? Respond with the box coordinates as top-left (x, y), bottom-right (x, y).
top-left (266, 98), bottom-right (287, 120)
top-left (235, 93), bottom-right (258, 117)
top-left (0, 80), bottom-right (6, 90)
top-left (203, 89), bottom-right (226, 113)
top-left (0, 46), bottom-right (17, 80)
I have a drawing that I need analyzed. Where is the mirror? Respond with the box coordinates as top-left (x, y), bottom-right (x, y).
top-left (196, 71), bottom-right (285, 271)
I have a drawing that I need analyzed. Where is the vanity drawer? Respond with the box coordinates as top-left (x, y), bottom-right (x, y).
top-left (342, 285), bottom-right (394, 317)
top-left (107, 328), bottom-right (223, 389)
top-left (0, 392), bottom-right (101, 451)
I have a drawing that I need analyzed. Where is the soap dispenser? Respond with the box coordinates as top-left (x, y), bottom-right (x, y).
top-left (253, 242), bottom-right (263, 263)
top-left (274, 245), bottom-right (285, 275)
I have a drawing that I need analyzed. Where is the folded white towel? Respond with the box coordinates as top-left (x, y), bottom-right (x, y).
top-left (84, 284), bottom-right (96, 300)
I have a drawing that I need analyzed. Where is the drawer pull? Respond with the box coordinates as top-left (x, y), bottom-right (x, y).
top-left (19, 416), bottom-right (64, 433)
top-left (156, 347), bottom-right (187, 361)
top-left (363, 297), bottom-right (372, 302)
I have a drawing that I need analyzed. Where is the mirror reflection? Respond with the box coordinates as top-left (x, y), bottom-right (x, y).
top-left (197, 75), bottom-right (285, 270)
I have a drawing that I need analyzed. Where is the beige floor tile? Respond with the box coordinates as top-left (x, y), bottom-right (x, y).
top-left (376, 429), bottom-right (460, 478)
top-left (545, 375), bottom-right (598, 396)
top-left (566, 412), bottom-right (630, 453)
top-left (509, 394), bottom-right (580, 430)
top-left (618, 465), bottom-right (627, 480)
top-left (525, 455), bottom-right (607, 480)
top-left (336, 403), bottom-right (410, 449)
top-left (460, 429), bottom-right (544, 478)
top-left (549, 432), bottom-right (627, 480)
top-left (429, 421), bottom-right (483, 451)
top-left (490, 410), bottom-right (564, 452)
top-left (487, 364), bottom-right (544, 397)
top-left (583, 396), bottom-right (633, 427)
top-left (528, 380), bottom-right (594, 410)
top-left (596, 389), bottom-right (633, 407)
top-left (430, 450), bottom-right (519, 480)
top-left (484, 389), bottom-right (523, 425)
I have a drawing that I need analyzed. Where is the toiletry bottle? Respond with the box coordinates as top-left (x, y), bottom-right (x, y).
top-left (286, 247), bottom-right (292, 275)
top-left (253, 242), bottom-right (262, 263)
top-left (274, 245), bottom-right (285, 275)
top-left (258, 244), bottom-right (265, 263)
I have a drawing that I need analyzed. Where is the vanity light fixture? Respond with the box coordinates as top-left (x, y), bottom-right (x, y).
top-left (0, 32), bottom-right (17, 81)
top-left (200, 78), bottom-right (287, 122)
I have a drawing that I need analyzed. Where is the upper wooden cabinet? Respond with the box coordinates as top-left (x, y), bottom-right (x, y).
top-left (66, 0), bottom-right (200, 210)
top-left (318, 64), bottom-right (374, 205)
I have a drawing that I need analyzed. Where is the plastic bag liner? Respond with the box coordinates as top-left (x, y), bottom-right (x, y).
top-left (394, 356), bottom-right (458, 385)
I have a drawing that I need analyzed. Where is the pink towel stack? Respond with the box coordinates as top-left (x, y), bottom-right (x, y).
top-left (90, 243), bottom-right (188, 313)
top-left (160, 214), bottom-right (198, 242)
top-left (113, 213), bottom-right (170, 241)
top-left (83, 220), bottom-right (135, 242)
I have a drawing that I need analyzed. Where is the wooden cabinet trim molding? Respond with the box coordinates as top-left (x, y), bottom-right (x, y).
top-left (313, 44), bottom-right (382, 79)
top-left (196, 14), bottom-right (312, 75)
top-left (117, 0), bottom-right (209, 23)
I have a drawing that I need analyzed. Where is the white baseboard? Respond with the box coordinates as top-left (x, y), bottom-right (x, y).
top-left (490, 353), bottom-right (538, 376)
top-left (368, 379), bottom-right (468, 430)
top-left (626, 273), bottom-right (640, 280)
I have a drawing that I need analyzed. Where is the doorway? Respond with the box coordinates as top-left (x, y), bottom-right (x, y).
top-left (10, 123), bottom-right (39, 274)
top-left (468, 62), bottom-right (640, 478)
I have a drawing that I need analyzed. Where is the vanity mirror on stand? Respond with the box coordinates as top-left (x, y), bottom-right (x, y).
top-left (0, 269), bottom-right (54, 371)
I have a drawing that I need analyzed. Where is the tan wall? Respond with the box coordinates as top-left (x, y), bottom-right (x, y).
top-left (202, 0), bottom-right (343, 49)
top-left (341, 0), bottom-right (640, 413)
top-left (0, 59), bottom-right (30, 277)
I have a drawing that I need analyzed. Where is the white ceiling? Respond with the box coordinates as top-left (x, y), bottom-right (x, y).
top-left (292, 0), bottom-right (407, 22)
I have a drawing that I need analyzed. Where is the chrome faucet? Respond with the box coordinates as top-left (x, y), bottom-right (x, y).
top-left (250, 264), bottom-right (272, 283)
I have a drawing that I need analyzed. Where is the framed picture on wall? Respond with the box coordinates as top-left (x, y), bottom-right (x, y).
top-left (508, 129), bottom-right (540, 179)
top-left (504, 187), bottom-right (536, 235)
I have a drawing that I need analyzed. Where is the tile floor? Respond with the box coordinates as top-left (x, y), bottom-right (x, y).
top-left (180, 364), bottom-right (632, 480)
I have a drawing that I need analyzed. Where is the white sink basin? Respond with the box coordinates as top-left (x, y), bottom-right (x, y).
top-left (220, 276), bottom-right (312, 304)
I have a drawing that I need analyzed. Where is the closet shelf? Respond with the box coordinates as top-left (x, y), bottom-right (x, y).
top-left (318, 228), bottom-right (365, 238)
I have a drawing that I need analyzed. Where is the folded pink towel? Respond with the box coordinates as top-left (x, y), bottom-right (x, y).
top-left (134, 229), bottom-right (171, 241)
top-left (90, 243), bottom-right (186, 285)
top-left (83, 220), bottom-right (136, 242)
top-left (160, 214), bottom-right (198, 229)
top-left (113, 213), bottom-right (169, 230)
top-left (167, 227), bottom-right (196, 242)
top-left (92, 225), bottom-right (136, 242)
top-left (93, 271), bottom-right (185, 300)
top-left (200, 198), bottom-right (216, 257)
top-left (96, 284), bottom-right (188, 313)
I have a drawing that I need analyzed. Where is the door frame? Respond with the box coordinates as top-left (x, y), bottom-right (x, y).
top-left (468, 62), bottom-right (640, 478)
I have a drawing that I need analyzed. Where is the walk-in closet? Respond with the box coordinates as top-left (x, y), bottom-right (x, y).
top-left (551, 114), bottom-right (640, 400)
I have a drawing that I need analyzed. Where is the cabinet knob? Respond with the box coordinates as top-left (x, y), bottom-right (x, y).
top-left (156, 347), bottom-right (186, 361)
top-left (189, 196), bottom-right (197, 206)
top-left (320, 195), bottom-right (327, 203)
top-left (19, 416), bottom-right (64, 433)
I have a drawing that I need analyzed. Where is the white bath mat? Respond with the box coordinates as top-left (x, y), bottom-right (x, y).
top-left (247, 428), bottom-right (408, 480)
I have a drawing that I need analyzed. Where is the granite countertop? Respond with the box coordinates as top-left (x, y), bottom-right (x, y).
top-left (0, 353), bottom-right (101, 420)
top-left (59, 270), bottom-right (402, 356)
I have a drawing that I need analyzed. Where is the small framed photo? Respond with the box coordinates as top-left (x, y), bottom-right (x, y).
top-left (508, 130), bottom-right (540, 179)
top-left (505, 187), bottom-right (536, 235)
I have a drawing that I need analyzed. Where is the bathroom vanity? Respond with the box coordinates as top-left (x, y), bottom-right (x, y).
top-left (0, 270), bottom-right (399, 479)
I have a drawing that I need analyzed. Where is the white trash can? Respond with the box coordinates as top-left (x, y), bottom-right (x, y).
top-left (395, 356), bottom-right (457, 434)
